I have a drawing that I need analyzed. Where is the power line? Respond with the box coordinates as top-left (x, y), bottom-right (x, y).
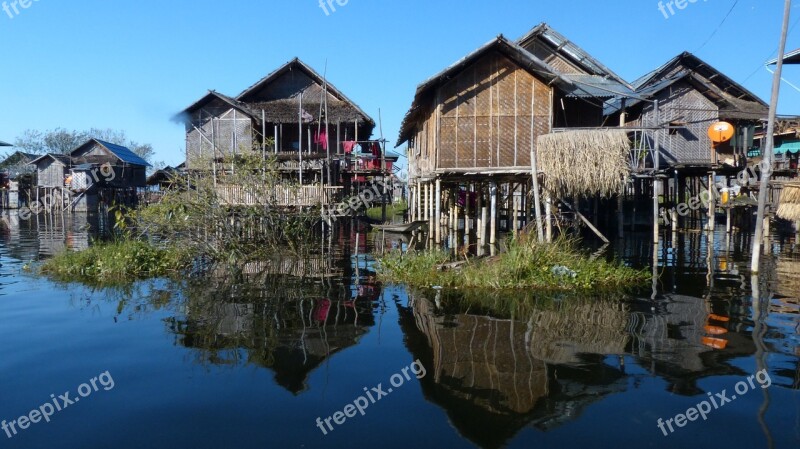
top-left (695, 0), bottom-right (741, 52)
top-left (742, 11), bottom-right (800, 84)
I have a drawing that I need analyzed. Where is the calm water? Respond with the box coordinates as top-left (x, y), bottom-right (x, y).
top-left (0, 214), bottom-right (798, 449)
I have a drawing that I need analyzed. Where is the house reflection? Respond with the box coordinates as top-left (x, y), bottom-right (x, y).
top-left (399, 288), bottom-right (760, 448)
top-left (168, 278), bottom-right (379, 394)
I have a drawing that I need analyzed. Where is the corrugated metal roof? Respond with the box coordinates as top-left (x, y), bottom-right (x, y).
top-left (517, 23), bottom-right (632, 90)
top-left (560, 74), bottom-right (634, 98)
top-left (767, 48), bottom-right (800, 65)
top-left (95, 140), bottom-right (151, 167)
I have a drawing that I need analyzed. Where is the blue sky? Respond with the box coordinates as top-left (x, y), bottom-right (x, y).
top-left (1, 0), bottom-right (799, 168)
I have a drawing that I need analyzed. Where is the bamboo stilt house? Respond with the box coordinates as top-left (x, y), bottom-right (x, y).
top-left (610, 52), bottom-right (769, 172)
top-left (175, 58), bottom-right (398, 207)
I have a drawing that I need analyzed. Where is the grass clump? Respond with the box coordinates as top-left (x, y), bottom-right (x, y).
top-left (378, 234), bottom-right (648, 292)
top-left (40, 239), bottom-right (191, 285)
top-left (366, 200), bottom-right (408, 221)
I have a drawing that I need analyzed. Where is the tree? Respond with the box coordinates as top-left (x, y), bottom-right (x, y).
top-left (12, 128), bottom-right (155, 162)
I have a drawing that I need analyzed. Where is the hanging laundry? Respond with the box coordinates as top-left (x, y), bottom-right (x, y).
top-left (343, 141), bottom-right (357, 154)
top-left (314, 130), bottom-right (328, 150)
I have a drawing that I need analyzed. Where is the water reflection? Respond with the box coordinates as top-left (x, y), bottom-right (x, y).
top-left (168, 277), bottom-right (380, 394)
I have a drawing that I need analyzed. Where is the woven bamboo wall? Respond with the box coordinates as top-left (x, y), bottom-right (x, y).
top-left (431, 51), bottom-right (550, 171)
top-left (642, 81), bottom-right (718, 167)
top-left (37, 159), bottom-right (66, 187)
top-left (186, 100), bottom-right (254, 170)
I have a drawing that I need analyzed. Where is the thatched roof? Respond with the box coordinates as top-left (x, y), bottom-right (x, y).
top-left (246, 99), bottom-right (370, 125)
top-left (176, 58), bottom-right (375, 129)
top-left (536, 129), bottom-right (630, 197)
top-left (777, 182), bottom-right (800, 222)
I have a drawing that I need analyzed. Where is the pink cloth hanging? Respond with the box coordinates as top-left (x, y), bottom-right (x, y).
top-left (314, 131), bottom-right (328, 150)
top-left (343, 141), bottom-right (357, 154)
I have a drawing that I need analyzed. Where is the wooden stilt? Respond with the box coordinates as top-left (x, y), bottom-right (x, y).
top-left (435, 179), bottom-right (442, 244)
top-left (490, 182), bottom-right (497, 254)
top-left (545, 193), bottom-right (553, 242)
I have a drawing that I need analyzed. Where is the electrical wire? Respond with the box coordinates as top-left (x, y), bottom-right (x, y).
top-left (695, 0), bottom-right (741, 52)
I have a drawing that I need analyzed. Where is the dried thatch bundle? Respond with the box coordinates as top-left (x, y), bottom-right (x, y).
top-left (536, 130), bottom-right (630, 197)
top-left (777, 183), bottom-right (800, 222)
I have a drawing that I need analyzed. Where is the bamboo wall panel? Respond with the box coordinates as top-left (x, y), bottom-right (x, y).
top-left (434, 51), bottom-right (550, 171)
top-left (37, 160), bottom-right (66, 187)
top-left (643, 81), bottom-right (717, 167)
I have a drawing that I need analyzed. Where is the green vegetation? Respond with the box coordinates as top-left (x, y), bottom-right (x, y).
top-left (377, 235), bottom-right (648, 292)
top-left (366, 200), bottom-right (407, 221)
top-left (40, 239), bottom-right (191, 285)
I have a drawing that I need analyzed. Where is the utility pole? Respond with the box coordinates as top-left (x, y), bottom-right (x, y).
top-left (752, 0), bottom-right (791, 273)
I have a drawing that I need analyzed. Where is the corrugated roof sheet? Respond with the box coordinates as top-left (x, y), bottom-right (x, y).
top-left (95, 140), bottom-right (151, 167)
top-left (560, 74), bottom-right (634, 98)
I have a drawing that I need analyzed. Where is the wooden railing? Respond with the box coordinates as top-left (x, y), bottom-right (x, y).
top-left (216, 184), bottom-right (341, 207)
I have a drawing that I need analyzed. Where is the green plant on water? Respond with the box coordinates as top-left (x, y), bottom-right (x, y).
top-left (377, 234), bottom-right (648, 292)
top-left (366, 200), bottom-right (408, 221)
top-left (40, 239), bottom-right (192, 286)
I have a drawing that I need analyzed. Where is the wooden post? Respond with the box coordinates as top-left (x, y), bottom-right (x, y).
top-left (726, 207), bottom-right (732, 234)
top-left (530, 149), bottom-right (544, 242)
top-left (707, 172), bottom-right (716, 232)
top-left (513, 186), bottom-right (520, 237)
top-left (753, 0), bottom-right (791, 273)
top-left (435, 179), bottom-right (442, 244)
top-left (465, 185), bottom-right (471, 249)
top-left (617, 187), bottom-right (624, 239)
top-left (476, 185), bottom-right (483, 242)
top-left (489, 182), bottom-right (497, 254)
top-left (652, 99), bottom-right (661, 246)
top-left (428, 182), bottom-right (435, 241)
top-left (545, 193), bottom-right (553, 242)
top-left (560, 199), bottom-right (610, 244)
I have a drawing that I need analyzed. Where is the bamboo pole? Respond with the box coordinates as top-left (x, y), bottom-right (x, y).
top-left (490, 182), bottom-right (497, 254)
top-left (753, 0), bottom-right (791, 274)
top-left (435, 179), bottom-right (442, 244)
top-left (545, 194), bottom-right (553, 242)
top-left (652, 99), bottom-right (661, 246)
top-left (530, 150), bottom-right (544, 241)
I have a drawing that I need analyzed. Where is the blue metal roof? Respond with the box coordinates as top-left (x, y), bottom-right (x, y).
top-left (95, 139), bottom-right (150, 166)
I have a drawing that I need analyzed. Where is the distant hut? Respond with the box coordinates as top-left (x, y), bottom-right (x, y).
top-left (28, 154), bottom-right (71, 211)
top-left (175, 58), bottom-right (384, 208)
top-left (0, 151), bottom-right (37, 209)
